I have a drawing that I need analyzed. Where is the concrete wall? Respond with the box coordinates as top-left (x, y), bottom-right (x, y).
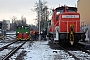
top-left (88, 25), bottom-right (90, 42)
top-left (77, 0), bottom-right (90, 24)
top-left (3, 20), bottom-right (10, 30)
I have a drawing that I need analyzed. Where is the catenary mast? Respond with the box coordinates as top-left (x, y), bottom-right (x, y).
top-left (38, 0), bottom-right (41, 40)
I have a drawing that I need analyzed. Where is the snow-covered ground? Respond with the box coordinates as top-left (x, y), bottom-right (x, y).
top-left (0, 31), bottom-right (16, 47)
top-left (5, 34), bottom-right (16, 40)
top-left (0, 31), bottom-right (90, 60)
top-left (0, 41), bottom-right (23, 60)
top-left (6, 31), bottom-right (16, 34)
top-left (69, 51), bottom-right (90, 60)
top-left (23, 41), bottom-right (55, 60)
top-left (8, 41), bottom-right (75, 60)
top-left (23, 41), bottom-right (75, 60)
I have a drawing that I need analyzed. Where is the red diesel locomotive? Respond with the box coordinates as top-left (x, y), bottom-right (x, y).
top-left (48, 5), bottom-right (86, 45)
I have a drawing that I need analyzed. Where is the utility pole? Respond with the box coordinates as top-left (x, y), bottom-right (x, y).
top-left (32, 0), bottom-right (49, 40)
top-left (38, 0), bottom-right (41, 41)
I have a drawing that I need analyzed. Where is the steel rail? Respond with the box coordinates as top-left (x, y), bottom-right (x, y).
top-left (0, 40), bottom-right (17, 51)
top-left (2, 41), bottom-right (26, 60)
top-left (55, 43), bottom-right (79, 60)
top-left (75, 43), bottom-right (90, 55)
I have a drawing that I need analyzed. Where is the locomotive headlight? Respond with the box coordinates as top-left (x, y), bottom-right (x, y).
top-left (17, 32), bottom-right (19, 33)
top-left (22, 26), bottom-right (23, 28)
top-left (26, 32), bottom-right (28, 33)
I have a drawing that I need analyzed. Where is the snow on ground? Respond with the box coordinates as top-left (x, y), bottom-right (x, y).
top-left (22, 41), bottom-right (75, 60)
top-left (6, 31), bottom-right (16, 34)
top-left (23, 41), bottom-right (54, 60)
top-left (69, 51), bottom-right (90, 60)
top-left (9, 49), bottom-right (24, 60)
top-left (0, 34), bottom-right (16, 48)
top-left (1, 31), bottom-right (90, 60)
top-left (0, 49), bottom-right (12, 60)
top-left (5, 35), bottom-right (16, 40)
top-left (6, 35), bottom-right (16, 37)
top-left (0, 43), bottom-right (10, 48)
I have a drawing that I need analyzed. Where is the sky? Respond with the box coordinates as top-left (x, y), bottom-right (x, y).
top-left (0, 0), bottom-right (78, 25)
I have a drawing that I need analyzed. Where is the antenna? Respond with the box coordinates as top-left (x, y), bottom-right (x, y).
top-left (59, 4), bottom-right (60, 7)
top-left (75, 4), bottom-right (76, 7)
top-left (64, 4), bottom-right (66, 6)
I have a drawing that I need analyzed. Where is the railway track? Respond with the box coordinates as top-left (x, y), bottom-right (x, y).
top-left (54, 42), bottom-right (90, 60)
top-left (69, 43), bottom-right (90, 60)
top-left (75, 43), bottom-right (90, 54)
top-left (55, 43), bottom-right (79, 60)
top-left (2, 41), bottom-right (26, 60)
top-left (0, 40), bottom-right (17, 51)
top-left (0, 40), bottom-right (26, 60)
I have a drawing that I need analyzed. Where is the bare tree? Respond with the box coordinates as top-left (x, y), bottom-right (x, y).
top-left (10, 16), bottom-right (17, 30)
top-left (10, 16), bottom-right (27, 31)
top-left (32, 0), bottom-right (50, 30)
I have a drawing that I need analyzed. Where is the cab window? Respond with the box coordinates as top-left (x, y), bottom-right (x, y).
top-left (17, 26), bottom-right (21, 29)
top-left (24, 26), bottom-right (29, 30)
top-left (56, 9), bottom-right (64, 15)
top-left (67, 9), bottom-right (76, 12)
top-left (67, 7), bottom-right (77, 12)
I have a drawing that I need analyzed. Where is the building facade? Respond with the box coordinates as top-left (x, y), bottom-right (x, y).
top-left (77, 0), bottom-right (90, 24)
top-left (3, 20), bottom-right (10, 30)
